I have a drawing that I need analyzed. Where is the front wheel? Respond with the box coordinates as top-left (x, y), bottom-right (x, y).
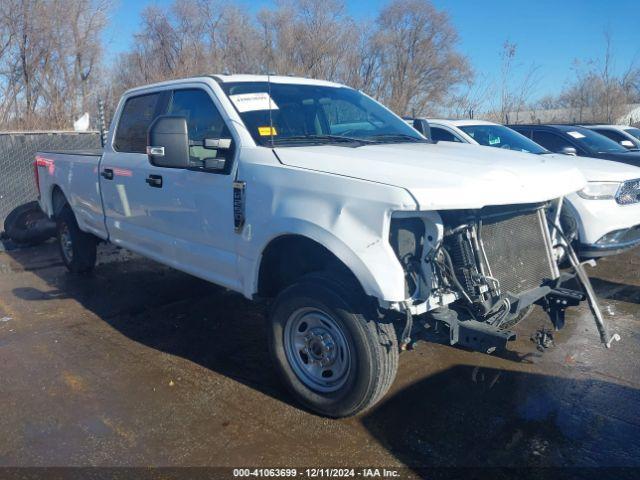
top-left (268, 273), bottom-right (398, 417)
top-left (56, 205), bottom-right (97, 274)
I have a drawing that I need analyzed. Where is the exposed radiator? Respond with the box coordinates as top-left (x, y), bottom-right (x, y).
top-left (479, 207), bottom-right (557, 296)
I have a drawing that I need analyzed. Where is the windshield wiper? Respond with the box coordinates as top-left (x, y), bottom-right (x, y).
top-left (268, 135), bottom-right (373, 147)
top-left (368, 133), bottom-right (430, 143)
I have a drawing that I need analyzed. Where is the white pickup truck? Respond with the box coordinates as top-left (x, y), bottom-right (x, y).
top-left (36, 75), bottom-right (596, 417)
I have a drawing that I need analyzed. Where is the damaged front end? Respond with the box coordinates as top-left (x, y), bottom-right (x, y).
top-left (389, 201), bottom-right (617, 354)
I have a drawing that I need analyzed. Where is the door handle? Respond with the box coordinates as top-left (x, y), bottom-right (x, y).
top-left (145, 174), bottom-right (163, 188)
top-left (101, 168), bottom-right (114, 180)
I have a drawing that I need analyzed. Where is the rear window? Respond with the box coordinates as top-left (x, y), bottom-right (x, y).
top-left (114, 93), bottom-right (163, 153)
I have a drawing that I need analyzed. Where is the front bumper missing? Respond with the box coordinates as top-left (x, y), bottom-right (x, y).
top-left (422, 257), bottom-right (620, 354)
top-left (579, 224), bottom-right (640, 257)
top-left (427, 281), bottom-right (586, 354)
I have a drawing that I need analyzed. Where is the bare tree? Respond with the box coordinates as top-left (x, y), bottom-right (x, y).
top-left (533, 31), bottom-right (640, 124)
top-left (439, 72), bottom-right (493, 119)
top-left (370, 0), bottom-right (471, 116)
top-left (0, 0), bottom-right (108, 130)
top-left (1, 0), bottom-right (476, 129)
top-left (490, 40), bottom-right (541, 123)
top-left (257, 0), bottom-right (359, 81)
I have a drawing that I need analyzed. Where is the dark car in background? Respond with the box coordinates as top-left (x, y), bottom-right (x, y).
top-left (509, 124), bottom-right (640, 167)
top-left (583, 124), bottom-right (640, 150)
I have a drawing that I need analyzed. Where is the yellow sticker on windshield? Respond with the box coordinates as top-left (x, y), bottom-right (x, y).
top-left (258, 126), bottom-right (277, 136)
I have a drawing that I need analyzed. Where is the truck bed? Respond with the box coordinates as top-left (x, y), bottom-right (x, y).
top-left (36, 149), bottom-right (107, 240)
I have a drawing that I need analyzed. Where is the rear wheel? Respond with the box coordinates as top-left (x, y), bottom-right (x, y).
top-left (56, 205), bottom-right (97, 273)
top-left (268, 272), bottom-right (398, 418)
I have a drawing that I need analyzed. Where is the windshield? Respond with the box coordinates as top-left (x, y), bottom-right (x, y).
top-left (458, 124), bottom-right (548, 154)
top-left (625, 127), bottom-right (640, 141)
top-left (220, 82), bottom-right (425, 146)
top-left (563, 127), bottom-right (628, 154)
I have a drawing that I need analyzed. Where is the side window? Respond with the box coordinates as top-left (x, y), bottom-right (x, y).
top-left (513, 127), bottom-right (533, 139)
top-left (594, 129), bottom-right (626, 143)
top-left (114, 93), bottom-right (163, 153)
top-left (431, 126), bottom-right (462, 143)
top-left (532, 131), bottom-right (575, 153)
top-left (167, 89), bottom-right (233, 166)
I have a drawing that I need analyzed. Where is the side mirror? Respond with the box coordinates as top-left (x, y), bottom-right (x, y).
top-left (147, 116), bottom-right (190, 168)
top-left (200, 137), bottom-right (234, 171)
top-left (621, 140), bottom-right (636, 149)
top-left (559, 146), bottom-right (577, 156)
top-left (412, 119), bottom-right (432, 141)
top-left (204, 138), bottom-right (233, 150)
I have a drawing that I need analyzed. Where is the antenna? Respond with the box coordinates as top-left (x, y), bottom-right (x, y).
top-left (267, 71), bottom-right (275, 147)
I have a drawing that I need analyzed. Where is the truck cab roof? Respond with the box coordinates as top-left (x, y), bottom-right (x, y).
top-left (123, 75), bottom-right (345, 97)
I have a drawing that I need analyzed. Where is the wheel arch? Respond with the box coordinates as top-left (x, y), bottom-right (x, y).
top-left (257, 234), bottom-right (365, 298)
top-left (250, 223), bottom-right (403, 302)
top-left (49, 184), bottom-right (69, 218)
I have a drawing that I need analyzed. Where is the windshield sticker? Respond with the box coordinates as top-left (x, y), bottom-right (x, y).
top-left (488, 137), bottom-right (500, 145)
top-left (258, 126), bottom-right (277, 136)
top-left (567, 131), bottom-right (586, 139)
top-left (229, 92), bottom-right (279, 113)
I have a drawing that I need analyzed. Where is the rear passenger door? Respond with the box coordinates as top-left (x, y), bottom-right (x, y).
top-left (100, 91), bottom-right (172, 259)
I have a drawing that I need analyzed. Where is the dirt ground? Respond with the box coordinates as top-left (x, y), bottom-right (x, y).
top-left (0, 240), bottom-right (639, 474)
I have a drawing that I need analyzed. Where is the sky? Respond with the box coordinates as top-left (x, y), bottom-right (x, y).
top-left (103, 0), bottom-right (640, 103)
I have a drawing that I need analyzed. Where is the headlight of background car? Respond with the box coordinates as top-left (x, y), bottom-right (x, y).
top-left (577, 182), bottom-right (621, 200)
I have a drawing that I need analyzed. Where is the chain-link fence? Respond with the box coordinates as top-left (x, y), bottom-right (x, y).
top-left (0, 131), bottom-right (101, 229)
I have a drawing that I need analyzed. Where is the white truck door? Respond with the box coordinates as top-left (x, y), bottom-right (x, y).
top-left (143, 87), bottom-right (241, 291)
top-left (99, 91), bottom-right (176, 260)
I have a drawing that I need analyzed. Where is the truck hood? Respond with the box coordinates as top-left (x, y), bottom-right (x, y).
top-left (542, 153), bottom-right (640, 182)
top-left (274, 142), bottom-right (586, 210)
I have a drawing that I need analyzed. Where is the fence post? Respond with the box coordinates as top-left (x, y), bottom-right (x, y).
top-left (98, 98), bottom-right (106, 148)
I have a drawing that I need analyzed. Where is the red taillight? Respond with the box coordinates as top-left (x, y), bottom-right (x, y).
top-left (34, 156), bottom-right (54, 198)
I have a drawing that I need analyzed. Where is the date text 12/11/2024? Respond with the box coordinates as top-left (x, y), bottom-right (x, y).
top-left (232, 468), bottom-right (401, 478)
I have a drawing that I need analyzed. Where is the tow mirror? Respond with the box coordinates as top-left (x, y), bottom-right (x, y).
top-left (559, 146), bottom-right (577, 156)
top-left (621, 140), bottom-right (635, 149)
top-left (204, 138), bottom-right (233, 150)
top-left (412, 119), bottom-right (432, 141)
top-left (147, 116), bottom-right (190, 168)
top-left (200, 138), bottom-right (233, 171)
top-left (203, 157), bottom-right (226, 171)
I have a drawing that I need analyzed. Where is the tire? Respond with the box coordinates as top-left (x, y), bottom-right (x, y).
top-left (56, 205), bottom-right (97, 273)
top-left (3, 201), bottom-right (56, 245)
top-left (268, 272), bottom-right (398, 418)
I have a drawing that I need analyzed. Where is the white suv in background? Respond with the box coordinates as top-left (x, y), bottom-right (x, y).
top-left (417, 118), bottom-right (640, 259)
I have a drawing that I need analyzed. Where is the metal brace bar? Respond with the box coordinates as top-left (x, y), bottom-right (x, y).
top-left (565, 239), bottom-right (621, 348)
